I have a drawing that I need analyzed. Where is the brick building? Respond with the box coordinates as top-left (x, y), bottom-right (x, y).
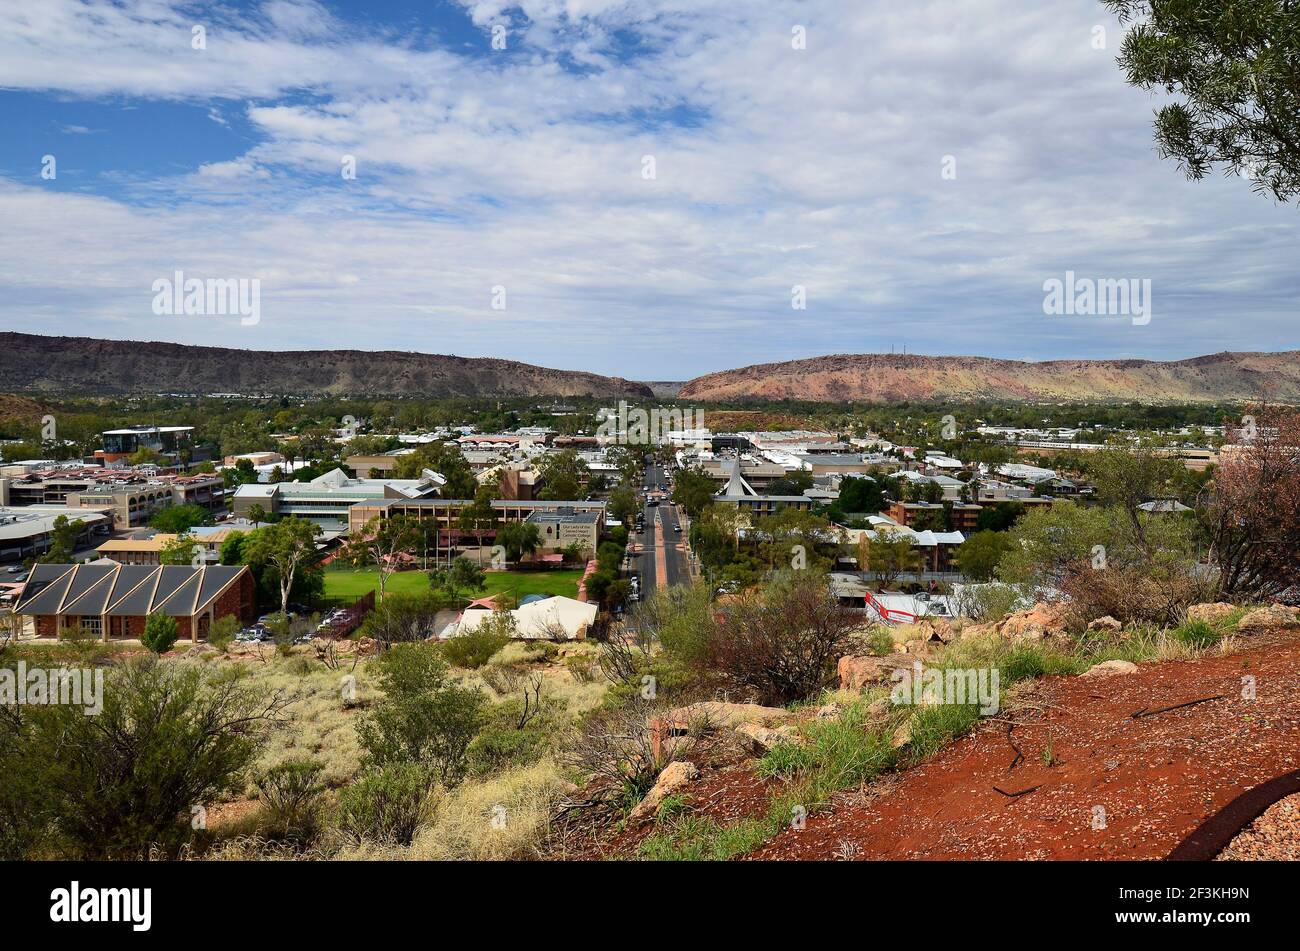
top-left (13, 563), bottom-right (255, 642)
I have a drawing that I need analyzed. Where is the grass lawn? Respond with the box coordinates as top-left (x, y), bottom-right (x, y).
top-left (323, 567), bottom-right (584, 603)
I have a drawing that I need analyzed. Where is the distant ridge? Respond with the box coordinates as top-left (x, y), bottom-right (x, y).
top-left (0, 333), bottom-right (653, 399)
top-left (677, 351), bottom-right (1300, 404)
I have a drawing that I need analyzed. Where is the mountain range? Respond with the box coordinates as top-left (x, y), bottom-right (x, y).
top-left (2, 333), bottom-right (1297, 404)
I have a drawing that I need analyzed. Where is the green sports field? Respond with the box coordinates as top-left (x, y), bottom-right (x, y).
top-left (322, 567), bottom-right (583, 603)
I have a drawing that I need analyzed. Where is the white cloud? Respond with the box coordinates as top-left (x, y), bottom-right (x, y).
top-left (0, 0), bottom-right (1296, 378)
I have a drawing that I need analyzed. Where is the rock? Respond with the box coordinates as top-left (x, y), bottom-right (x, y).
top-left (736, 722), bottom-right (801, 756)
top-left (628, 761), bottom-right (699, 823)
top-left (1187, 602), bottom-right (1240, 627)
top-left (837, 653), bottom-right (911, 691)
top-left (867, 697), bottom-right (893, 717)
top-left (996, 602), bottom-right (1071, 641)
top-left (1081, 659), bottom-right (1139, 678)
top-left (650, 701), bottom-right (791, 759)
top-left (1236, 605), bottom-right (1300, 634)
top-left (1086, 616), bottom-right (1123, 634)
top-left (890, 719), bottom-right (912, 750)
top-left (816, 703), bottom-right (843, 720)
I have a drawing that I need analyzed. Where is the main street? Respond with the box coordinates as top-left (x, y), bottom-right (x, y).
top-left (633, 457), bottom-right (692, 593)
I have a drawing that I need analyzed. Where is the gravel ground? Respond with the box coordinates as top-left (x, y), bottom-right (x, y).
top-left (1217, 792), bottom-right (1300, 860)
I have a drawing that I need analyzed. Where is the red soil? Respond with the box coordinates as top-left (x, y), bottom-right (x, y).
top-left (751, 631), bottom-right (1300, 860)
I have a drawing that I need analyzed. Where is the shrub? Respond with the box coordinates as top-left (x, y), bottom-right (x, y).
top-left (255, 759), bottom-right (326, 842)
top-left (335, 763), bottom-right (435, 845)
top-left (864, 627), bottom-right (895, 657)
top-left (441, 611), bottom-right (514, 669)
top-left (0, 658), bottom-right (286, 858)
top-left (704, 572), bottom-right (859, 705)
top-left (141, 613), bottom-right (180, 654)
top-left (1172, 618), bottom-right (1220, 650)
top-left (355, 642), bottom-right (485, 785)
top-left (208, 614), bottom-right (240, 651)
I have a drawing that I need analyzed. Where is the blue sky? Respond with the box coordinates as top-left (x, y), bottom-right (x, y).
top-left (0, 0), bottom-right (1297, 380)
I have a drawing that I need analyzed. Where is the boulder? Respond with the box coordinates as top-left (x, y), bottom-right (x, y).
top-left (996, 602), bottom-right (1071, 641)
top-left (628, 761), bottom-right (699, 823)
top-left (890, 719), bottom-right (913, 750)
top-left (1080, 659), bottom-right (1139, 678)
top-left (816, 702), bottom-right (843, 720)
top-left (735, 722), bottom-right (801, 756)
top-left (838, 653), bottom-right (911, 691)
top-left (1236, 604), bottom-right (1300, 634)
top-left (1086, 616), bottom-right (1123, 635)
top-left (650, 701), bottom-right (790, 759)
top-left (1186, 602), bottom-right (1240, 627)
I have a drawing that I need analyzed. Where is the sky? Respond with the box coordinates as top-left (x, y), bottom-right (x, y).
top-left (0, 0), bottom-right (1296, 381)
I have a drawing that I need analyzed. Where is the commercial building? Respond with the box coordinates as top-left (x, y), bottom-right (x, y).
top-left (0, 467), bottom-right (223, 530)
top-left (97, 425), bottom-right (200, 464)
top-left (231, 468), bottom-right (445, 531)
top-left (0, 505), bottom-right (112, 564)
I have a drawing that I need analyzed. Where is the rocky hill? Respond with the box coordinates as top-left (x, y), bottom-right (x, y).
top-left (678, 351), bottom-right (1300, 403)
top-left (0, 333), bottom-right (653, 399)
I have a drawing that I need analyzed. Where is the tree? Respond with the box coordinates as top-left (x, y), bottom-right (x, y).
top-left (428, 556), bottom-right (487, 604)
top-left (1105, 1), bottom-right (1300, 202)
top-left (355, 642), bottom-right (486, 786)
top-left (1201, 406), bottom-right (1300, 599)
top-left (536, 450), bottom-right (586, 501)
top-left (339, 515), bottom-right (420, 602)
top-left (838, 475), bottom-right (887, 515)
top-left (0, 658), bottom-right (289, 858)
top-left (159, 534), bottom-right (200, 567)
top-left (672, 465), bottom-right (717, 518)
top-left (390, 441), bottom-right (476, 498)
top-left (141, 613), bottom-right (180, 653)
top-left (149, 503), bottom-right (212, 534)
top-left (457, 487), bottom-right (497, 565)
top-left (247, 503), bottom-right (268, 528)
top-left (39, 515), bottom-right (82, 563)
top-left (861, 532), bottom-right (921, 587)
top-left (608, 483), bottom-right (639, 526)
top-left (496, 521), bottom-right (542, 564)
top-left (243, 517), bottom-right (321, 617)
top-left (954, 530), bottom-right (1012, 583)
top-left (358, 589), bottom-right (458, 647)
top-left (219, 531), bottom-right (248, 565)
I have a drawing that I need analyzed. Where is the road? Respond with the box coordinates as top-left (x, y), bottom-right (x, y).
top-left (631, 458), bottom-right (692, 594)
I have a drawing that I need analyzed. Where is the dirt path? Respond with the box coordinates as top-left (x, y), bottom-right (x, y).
top-left (752, 631), bottom-right (1300, 860)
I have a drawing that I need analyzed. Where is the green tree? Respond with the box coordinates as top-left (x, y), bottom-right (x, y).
top-left (339, 515), bottom-right (420, 601)
top-left (142, 613), bottom-right (180, 653)
top-left (243, 517), bottom-right (322, 617)
top-left (159, 534), bottom-right (200, 567)
top-left (39, 515), bottom-right (83, 563)
top-left (355, 642), bottom-right (486, 786)
top-left (0, 658), bottom-right (287, 858)
top-left (457, 487), bottom-right (497, 565)
top-left (672, 465), bottom-right (717, 518)
top-left (496, 521), bottom-right (543, 563)
top-left (149, 503), bottom-right (211, 534)
top-left (954, 530), bottom-right (1012, 582)
top-left (537, 450), bottom-right (586, 500)
top-left (1105, 1), bottom-right (1300, 202)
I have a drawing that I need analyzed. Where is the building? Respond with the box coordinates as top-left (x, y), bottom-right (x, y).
top-left (0, 505), bottom-right (112, 564)
top-left (97, 425), bottom-right (199, 464)
top-left (888, 500), bottom-right (984, 533)
top-left (347, 497), bottom-right (607, 559)
top-left (0, 467), bottom-right (223, 530)
top-left (231, 468), bottom-right (445, 531)
top-left (712, 456), bottom-right (815, 517)
top-left (13, 562), bottom-right (255, 642)
top-left (525, 508), bottom-right (600, 555)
